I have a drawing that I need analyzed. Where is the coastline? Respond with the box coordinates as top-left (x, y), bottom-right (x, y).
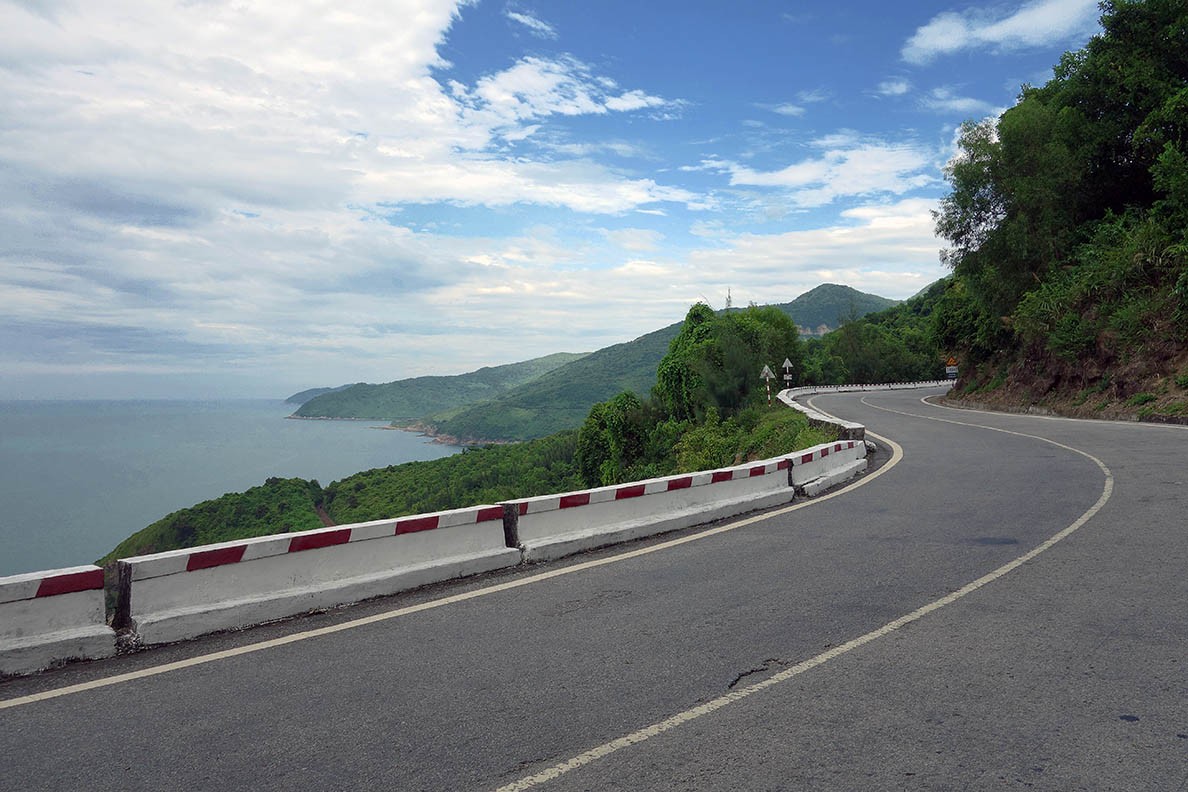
top-left (286, 412), bottom-right (516, 447)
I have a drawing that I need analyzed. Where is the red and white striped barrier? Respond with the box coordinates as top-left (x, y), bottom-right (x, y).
top-left (0, 565), bottom-right (114, 675)
top-left (2, 381), bottom-right (957, 671)
top-left (779, 381), bottom-right (954, 439)
top-left (510, 458), bottom-right (795, 562)
top-left (118, 505), bottom-right (518, 645)
top-left (789, 440), bottom-right (869, 496)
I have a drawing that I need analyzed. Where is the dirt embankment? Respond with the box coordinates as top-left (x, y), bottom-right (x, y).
top-left (944, 347), bottom-right (1188, 425)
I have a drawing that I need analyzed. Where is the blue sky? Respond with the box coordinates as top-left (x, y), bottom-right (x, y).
top-left (0, 0), bottom-right (1104, 399)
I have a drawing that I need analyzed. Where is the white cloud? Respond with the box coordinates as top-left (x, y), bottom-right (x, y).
top-left (505, 9), bottom-right (558, 39)
top-left (683, 198), bottom-right (945, 301)
top-left (920, 87), bottom-right (998, 116)
top-left (797, 88), bottom-right (830, 104)
top-left (705, 135), bottom-right (938, 208)
top-left (903, 0), bottom-right (1100, 64)
top-left (602, 228), bottom-right (665, 252)
top-left (877, 79), bottom-right (912, 96)
top-left (772, 103), bottom-right (806, 117)
top-left (453, 55), bottom-right (682, 145)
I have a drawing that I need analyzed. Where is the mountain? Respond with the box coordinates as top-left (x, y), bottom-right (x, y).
top-left (292, 352), bottom-right (587, 420)
top-left (291, 283), bottom-right (897, 439)
top-left (775, 283), bottom-right (899, 336)
top-left (285, 385), bottom-right (352, 405)
top-left (416, 323), bottom-right (683, 442)
top-left (419, 284), bottom-right (897, 441)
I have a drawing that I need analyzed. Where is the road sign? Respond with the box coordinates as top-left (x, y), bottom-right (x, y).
top-left (946, 365), bottom-right (959, 379)
top-left (947, 357), bottom-right (958, 367)
top-left (760, 364), bottom-right (775, 380)
top-left (782, 358), bottom-right (794, 371)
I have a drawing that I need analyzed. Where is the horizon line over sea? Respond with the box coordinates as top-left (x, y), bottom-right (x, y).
top-left (0, 399), bottom-right (461, 577)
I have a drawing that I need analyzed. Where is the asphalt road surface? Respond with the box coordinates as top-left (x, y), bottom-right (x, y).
top-left (2, 387), bottom-right (1185, 791)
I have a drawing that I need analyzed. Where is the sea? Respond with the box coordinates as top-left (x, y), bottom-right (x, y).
top-left (0, 400), bottom-right (460, 577)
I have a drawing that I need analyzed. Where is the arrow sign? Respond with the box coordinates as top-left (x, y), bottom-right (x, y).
top-left (760, 364), bottom-right (775, 380)
top-left (782, 358), bottom-right (794, 371)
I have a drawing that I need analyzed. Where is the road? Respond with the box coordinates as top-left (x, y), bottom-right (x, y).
top-left (2, 387), bottom-right (1185, 791)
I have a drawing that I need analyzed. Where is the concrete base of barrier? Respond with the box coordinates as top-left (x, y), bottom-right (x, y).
top-left (0, 566), bottom-right (115, 676)
top-left (1, 622), bottom-right (116, 677)
top-left (132, 547), bottom-right (520, 645)
top-left (797, 457), bottom-right (868, 497)
top-left (521, 489), bottom-right (796, 563)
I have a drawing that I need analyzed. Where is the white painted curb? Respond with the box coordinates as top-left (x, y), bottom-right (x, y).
top-left (0, 565), bottom-right (115, 676)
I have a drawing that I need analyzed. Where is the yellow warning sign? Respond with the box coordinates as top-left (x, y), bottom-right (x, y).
top-left (946, 357), bottom-right (958, 367)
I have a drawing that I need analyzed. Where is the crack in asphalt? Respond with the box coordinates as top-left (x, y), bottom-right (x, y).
top-left (727, 658), bottom-right (785, 689)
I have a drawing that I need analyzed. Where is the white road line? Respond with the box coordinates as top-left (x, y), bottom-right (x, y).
top-left (925, 394), bottom-right (1188, 431)
top-left (0, 429), bottom-right (901, 712)
top-left (493, 393), bottom-right (1114, 792)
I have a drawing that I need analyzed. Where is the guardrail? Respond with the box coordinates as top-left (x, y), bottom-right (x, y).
top-left (0, 380), bottom-right (952, 673)
top-left (114, 505), bottom-right (520, 646)
top-left (510, 456), bottom-right (795, 563)
top-left (0, 565), bottom-right (115, 676)
top-left (779, 381), bottom-right (954, 440)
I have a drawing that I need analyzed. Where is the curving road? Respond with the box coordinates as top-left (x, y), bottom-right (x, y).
top-left (2, 388), bottom-right (1185, 791)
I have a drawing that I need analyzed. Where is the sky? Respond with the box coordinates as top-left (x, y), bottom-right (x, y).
top-left (0, 0), bottom-right (1105, 399)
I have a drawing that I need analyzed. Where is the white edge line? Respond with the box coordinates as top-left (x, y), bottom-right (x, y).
top-left (493, 392), bottom-right (1114, 792)
top-left (0, 426), bottom-right (896, 711)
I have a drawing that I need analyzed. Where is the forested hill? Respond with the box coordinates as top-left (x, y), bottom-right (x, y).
top-left (933, 0), bottom-right (1188, 421)
top-left (285, 385), bottom-right (351, 405)
top-left (775, 283), bottom-right (898, 335)
top-left (414, 284), bottom-right (897, 441)
top-left (288, 283), bottom-right (896, 439)
top-left (412, 323), bottom-right (682, 442)
top-left (292, 352), bottom-right (586, 420)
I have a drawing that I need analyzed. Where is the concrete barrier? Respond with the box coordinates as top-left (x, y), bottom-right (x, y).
top-left (779, 380), bottom-right (954, 439)
top-left (1, 379), bottom-right (954, 671)
top-left (790, 440), bottom-right (868, 496)
top-left (0, 565), bottom-right (115, 676)
top-left (117, 505), bottom-right (519, 645)
top-left (509, 458), bottom-right (796, 562)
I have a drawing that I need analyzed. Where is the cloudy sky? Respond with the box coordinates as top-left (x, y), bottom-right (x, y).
top-left (1, 0), bottom-right (1104, 399)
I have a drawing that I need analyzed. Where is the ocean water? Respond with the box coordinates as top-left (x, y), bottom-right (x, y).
top-left (0, 400), bottom-right (460, 577)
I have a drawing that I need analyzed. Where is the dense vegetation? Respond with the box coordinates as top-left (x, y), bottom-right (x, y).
top-left (933, 0), bottom-right (1188, 415)
top-left (285, 385), bottom-right (350, 405)
top-left (575, 304), bottom-right (830, 487)
top-left (802, 279), bottom-right (949, 385)
top-left (775, 283), bottom-right (898, 334)
top-left (418, 284), bottom-right (893, 442)
top-left (102, 303), bottom-right (835, 561)
top-left (293, 352), bottom-right (585, 420)
top-left (321, 432), bottom-right (583, 524)
top-left (415, 323), bottom-right (682, 442)
top-left (100, 477), bottom-right (324, 563)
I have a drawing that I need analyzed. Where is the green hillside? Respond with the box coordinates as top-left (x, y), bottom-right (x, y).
top-left (285, 385), bottom-right (350, 405)
top-left (293, 352), bottom-right (586, 420)
top-left (934, 0), bottom-right (1188, 419)
top-left (416, 285), bottom-right (897, 441)
top-left (776, 283), bottom-right (898, 335)
top-left (415, 323), bottom-right (682, 442)
top-left (100, 477), bottom-right (325, 564)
